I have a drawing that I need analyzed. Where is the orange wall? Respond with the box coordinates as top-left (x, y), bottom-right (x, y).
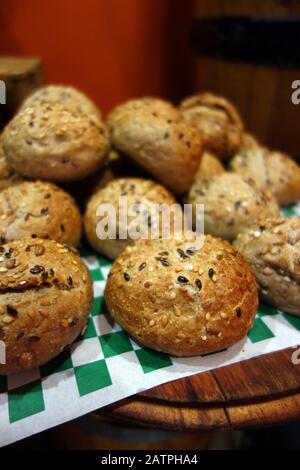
top-left (0, 0), bottom-right (194, 115)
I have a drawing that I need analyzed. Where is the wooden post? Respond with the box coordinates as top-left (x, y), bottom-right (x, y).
top-left (0, 57), bottom-right (43, 130)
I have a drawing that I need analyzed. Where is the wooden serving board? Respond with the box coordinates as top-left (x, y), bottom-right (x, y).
top-left (96, 347), bottom-right (300, 431)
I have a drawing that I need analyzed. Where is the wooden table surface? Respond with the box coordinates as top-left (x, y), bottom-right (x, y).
top-left (96, 347), bottom-right (300, 432)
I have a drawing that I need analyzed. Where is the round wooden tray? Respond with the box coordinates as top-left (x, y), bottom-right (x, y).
top-left (96, 347), bottom-right (300, 431)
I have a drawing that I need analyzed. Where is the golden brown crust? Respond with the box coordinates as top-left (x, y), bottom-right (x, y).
top-left (187, 172), bottom-right (280, 241)
top-left (0, 141), bottom-right (23, 191)
top-left (0, 181), bottom-right (82, 246)
top-left (0, 238), bottom-right (93, 374)
top-left (107, 97), bottom-right (180, 130)
top-left (105, 235), bottom-right (258, 356)
top-left (195, 151), bottom-right (224, 180)
top-left (234, 217), bottom-right (300, 316)
top-left (84, 177), bottom-right (177, 260)
top-left (109, 108), bottom-right (203, 194)
top-left (230, 135), bottom-right (300, 206)
top-left (2, 101), bottom-right (110, 182)
top-left (180, 92), bottom-right (243, 160)
top-left (21, 85), bottom-right (101, 118)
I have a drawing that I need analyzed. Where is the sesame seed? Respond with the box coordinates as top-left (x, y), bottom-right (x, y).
top-left (30, 265), bottom-right (45, 274)
top-left (123, 273), bottom-right (130, 281)
top-left (34, 245), bottom-right (45, 256)
top-left (173, 305), bottom-right (181, 317)
top-left (220, 312), bottom-right (228, 319)
top-left (3, 315), bottom-right (14, 324)
top-left (236, 307), bottom-right (242, 317)
top-left (177, 275), bottom-right (189, 283)
top-left (208, 268), bottom-right (214, 278)
top-left (195, 279), bottom-right (202, 290)
top-left (149, 320), bottom-right (155, 326)
top-left (177, 248), bottom-right (189, 259)
top-left (205, 313), bottom-right (211, 321)
top-left (156, 257), bottom-right (170, 267)
top-left (138, 262), bottom-right (146, 271)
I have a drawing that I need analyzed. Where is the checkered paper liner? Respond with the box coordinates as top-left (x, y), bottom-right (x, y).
top-left (1, 205), bottom-right (300, 447)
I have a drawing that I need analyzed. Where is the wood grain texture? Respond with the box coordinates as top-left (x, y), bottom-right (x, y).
top-left (97, 348), bottom-right (300, 431)
top-left (193, 0), bottom-right (300, 156)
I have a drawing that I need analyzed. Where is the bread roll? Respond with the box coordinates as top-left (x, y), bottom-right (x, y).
top-left (2, 102), bottom-right (110, 182)
top-left (234, 217), bottom-right (300, 316)
top-left (84, 177), bottom-right (177, 259)
top-left (109, 107), bottom-right (202, 194)
top-left (230, 136), bottom-right (300, 206)
top-left (180, 92), bottom-right (243, 160)
top-left (105, 234), bottom-right (258, 356)
top-left (0, 238), bottom-right (93, 374)
top-left (0, 181), bottom-right (81, 246)
top-left (187, 172), bottom-right (280, 241)
top-left (21, 84), bottom-right (101, 118)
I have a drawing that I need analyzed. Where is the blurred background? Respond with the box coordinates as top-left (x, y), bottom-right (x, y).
top-left (1, 0), bottom-right (300, 451)
top-left (1, 0), bottom-right (300, 154)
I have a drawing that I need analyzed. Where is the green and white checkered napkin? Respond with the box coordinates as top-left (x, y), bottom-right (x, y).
top-left (1, 205), bottom-right (300, 447)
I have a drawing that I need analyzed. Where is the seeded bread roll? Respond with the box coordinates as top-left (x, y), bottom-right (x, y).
top-left (234, 217), bottom-right (300, 316)
top-left (180, 92), bottom-right (243, 160)
top-left (0, 142), bottom-right (23, 191)
top-left (84, 177), bottom-right (177, 260)
top-left (187, 173), bottom-right (280, 241)
top-left (105, 235), bottom-right (258, 356)
top-left (21, 84), bottom-right (101, 118)
top-left (0, 238), bottom-right (93, 374)
top-left (107, 97), bottom-right (180, 131)
top-left (0, 181), bottom-right (81, 246)
top-left (230, 136), bottom-right (300, 206)
top-left (195, 151), bottom-right (224, 180)
top-left (1, 101), bottom-right (110, 182)
top-left (109, 108), bottom-right (202, 194)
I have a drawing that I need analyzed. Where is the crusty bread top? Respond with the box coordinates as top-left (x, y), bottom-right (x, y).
top-left (187, 172), bottom-right (280, 241)
top-left (234, 217), bottom-right (300, 284)
top-left (1, 101), bottom-right (110, 181)
top-left (21, 84), bottom-right (101, 118)
top-left (230, 135), bottom-right (300, 206)
top-left (110, 108), bottom-right (203, 194)
top-left (0, 238), bottom-right (93, 374)
top-left (0, 180), bottom-right (82, 246)
top-left (180, 92), bottom-right (243, 159)
top-left (234, 217), bottom-right (300, 315)
top-left (105, 234), bottom-right (258, 356)
top-left (107, 97), bottom-right (180, 130)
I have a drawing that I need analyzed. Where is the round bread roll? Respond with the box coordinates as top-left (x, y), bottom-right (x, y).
top-left (194, 151), bottom-right (224, 180)
top-left (187, 172), bottom-right (280, 241)
top-left (234, 217), bottom-right (300, 316)
top-left (84, 177), bottom-right (177, 260)
top-left (21, 84), bottom-right (101, 118)
top-left (1, 101), bottom-right (110, 182)
top-left (109, 108), bottom-right (202, 194)
top-left (0, 238), bottom-right (93, 374)
top-left (230, 137), bottom-right (300, 206)
top-left (0, 181), bottom-right (81, 246)
top-left (107, 97), bottom-right (180, 130)
top-left (105, 235), bottom-right (258, 356)
top-left (180, 92), bottom-right (243, 160)
top-left (0, 141), bottom-right (23, 191)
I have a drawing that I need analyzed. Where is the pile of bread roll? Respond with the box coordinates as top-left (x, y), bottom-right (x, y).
top-left (1, 85), bottom-right (300, 374)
